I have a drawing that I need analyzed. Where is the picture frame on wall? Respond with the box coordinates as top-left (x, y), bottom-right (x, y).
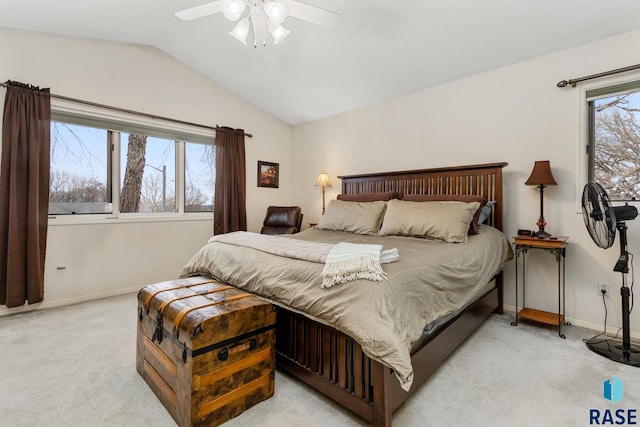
top-left (257, 161), bottom-right (279, 188)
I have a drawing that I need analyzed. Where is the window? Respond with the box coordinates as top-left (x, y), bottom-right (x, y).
top-left (120, 133), bottom-right (177, 213)
top-left (50, 122), bottom-right (111, 215)
top-left (49, 106), bottom-right (215, 216)
top-left (587, 80), bottom-right (640, 201)
top-left (184, 142), bottom-right (215, 212)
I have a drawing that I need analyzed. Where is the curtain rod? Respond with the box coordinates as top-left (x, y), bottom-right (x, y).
top-left (0, 80), bottom-right (253, 138)
top-left (557, 63), bottom-right (640, 88)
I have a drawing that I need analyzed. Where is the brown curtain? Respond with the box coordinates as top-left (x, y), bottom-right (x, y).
top-left (0, 81), bottom-right (51, 307)
top-left (213, 126), bottom-right (247, 235)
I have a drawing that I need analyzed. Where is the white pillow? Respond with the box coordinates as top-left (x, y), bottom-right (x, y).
top-left (316, 200), bottom-right (387, 235)
top-left (378, 199), bottom-right (480, 243)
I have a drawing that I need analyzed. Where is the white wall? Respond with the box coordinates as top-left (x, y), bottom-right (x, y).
top-left (0, 28), bottom-right (293, 315)
top-left (293, 29), bottom-right (640, 337)
top-left (4, 26), bottom-right (640, 338)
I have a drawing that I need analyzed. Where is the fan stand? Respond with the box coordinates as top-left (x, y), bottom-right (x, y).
top-left (586, 221), bottom-right (640, 367)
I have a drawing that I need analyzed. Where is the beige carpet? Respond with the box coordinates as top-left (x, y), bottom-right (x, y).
top-left (1, 293), bottom-right (639, 427)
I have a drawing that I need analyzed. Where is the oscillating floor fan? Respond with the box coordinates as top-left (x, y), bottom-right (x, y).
top-left (582, 182), bottom-right (640, 366)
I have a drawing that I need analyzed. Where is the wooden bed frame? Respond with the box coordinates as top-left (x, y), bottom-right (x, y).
top-left (274, 162), bottom-right (508, 426)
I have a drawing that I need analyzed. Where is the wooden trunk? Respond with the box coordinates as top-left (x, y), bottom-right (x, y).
top-left (136, 277), bottom-right (276, 427)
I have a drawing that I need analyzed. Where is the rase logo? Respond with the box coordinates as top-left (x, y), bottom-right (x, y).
top-left (589, 376), bottom-right (637, 425)
top-left (605, 377), bottom-right (624, 404)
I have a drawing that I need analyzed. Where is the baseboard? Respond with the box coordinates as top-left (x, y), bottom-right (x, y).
top-left (0, 286), bottom-right (140, 317)
top-left (5, 295), bottom-right (640, 341)
top-left (503, 304), bottom-right (640, 340)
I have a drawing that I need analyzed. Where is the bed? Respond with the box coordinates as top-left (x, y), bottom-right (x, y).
top-left (180, 162), bottom-right (510, 426)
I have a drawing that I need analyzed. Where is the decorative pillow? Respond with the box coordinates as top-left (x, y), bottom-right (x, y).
top-left (378, 199), bottom-right (480, 243)
top-left (478, 200), bottom-right (497, 227)
top-left (316, 200), bottom-right (387, 235)
top-left (337, 191), bottom-right (401, 202)
top-left (400, 194), bottom-right (487, 235)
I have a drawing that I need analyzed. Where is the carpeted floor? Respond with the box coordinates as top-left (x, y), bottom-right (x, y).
top-left (1, 293), bottom-right (639, 427)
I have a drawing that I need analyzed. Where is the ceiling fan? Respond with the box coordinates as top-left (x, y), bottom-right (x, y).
top-left (175, 0), bottom-right (339, 47)
top-left (582, 182), bottom-right (640, 367)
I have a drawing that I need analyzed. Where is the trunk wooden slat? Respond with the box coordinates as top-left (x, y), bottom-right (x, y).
top-left (136, 277), bottom-right (276, 427)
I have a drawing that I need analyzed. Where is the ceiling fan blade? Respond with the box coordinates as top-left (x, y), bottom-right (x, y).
top-left (175, 1), bottom-right (222, 21)
top-left (287, 0), bottom-right (339, 28)
top-left (582, 182), bottom-right (617, 249)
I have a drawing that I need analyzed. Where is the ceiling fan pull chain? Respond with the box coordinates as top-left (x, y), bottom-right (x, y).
top-left (262, 16), bottom-right (267, 47)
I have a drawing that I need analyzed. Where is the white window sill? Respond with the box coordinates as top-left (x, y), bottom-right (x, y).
top-left (48, 212), bottom-right (212, 226)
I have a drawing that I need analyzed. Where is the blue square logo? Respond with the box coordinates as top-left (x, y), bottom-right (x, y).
top-left (603, 376), bottom-right (623, 404)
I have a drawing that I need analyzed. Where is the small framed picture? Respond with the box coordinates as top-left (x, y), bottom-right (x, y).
top-left (257, 161), bottom-right (279, 188)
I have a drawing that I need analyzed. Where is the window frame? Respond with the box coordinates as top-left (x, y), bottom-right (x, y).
top-left (49, 98), bottom-right (215, 225)
top-left (576, 72), bottom-right (640, 212)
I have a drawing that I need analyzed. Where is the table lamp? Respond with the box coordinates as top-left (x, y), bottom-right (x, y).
top-left (525, 160), bottom-right (557, 239)
top-left (314, 171), bottom-right (332, 215)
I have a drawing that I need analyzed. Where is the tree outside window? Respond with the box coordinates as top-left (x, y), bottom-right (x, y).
top-left (590, 89), bottom-right (640, 201)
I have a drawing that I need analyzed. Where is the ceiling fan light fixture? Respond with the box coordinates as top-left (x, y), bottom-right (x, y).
top-left (269, 22), bottom-right (290, 44)
top-left (264, 1), bottom-right (288, 24)
top-left (221, 0), bottom-right (246, 21)
top-left (176, 0), bottom-right (338, 47)
top-left (229, 18), bottom-right (250, 44)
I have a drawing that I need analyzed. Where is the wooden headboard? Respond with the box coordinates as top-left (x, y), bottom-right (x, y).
top-left (339, 162), bottom-right (508, 231)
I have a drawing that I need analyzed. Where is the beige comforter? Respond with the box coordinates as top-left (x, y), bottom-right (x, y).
top-left (180, 225), bottom-right (513, 391)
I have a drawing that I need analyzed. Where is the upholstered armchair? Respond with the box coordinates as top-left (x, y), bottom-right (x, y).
top-left (260, 206), bottom-right (303, 235)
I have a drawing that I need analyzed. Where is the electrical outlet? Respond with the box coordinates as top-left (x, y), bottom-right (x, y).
top-left (598, 282), bottom-right (610, 297)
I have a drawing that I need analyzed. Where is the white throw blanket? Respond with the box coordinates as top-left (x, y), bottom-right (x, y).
top-left (380, 248), bottom-right (399, 264)
top-left (321, 242), bottom-right (387, 288)
top-left (208, 232), bottom-right (398, 286)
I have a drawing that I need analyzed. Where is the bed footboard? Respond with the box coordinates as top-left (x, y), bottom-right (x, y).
top-left (275, 278), bottom-right (500, 426)
top-left (275, 308), bottom-right (376, 421)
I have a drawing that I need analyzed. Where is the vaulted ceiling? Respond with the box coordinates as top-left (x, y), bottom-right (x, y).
top-left (3, 1), bottom-right (640, 125)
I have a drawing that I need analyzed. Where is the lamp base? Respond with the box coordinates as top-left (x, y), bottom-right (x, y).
top-left (535, 230), bottom-right (551, 239)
